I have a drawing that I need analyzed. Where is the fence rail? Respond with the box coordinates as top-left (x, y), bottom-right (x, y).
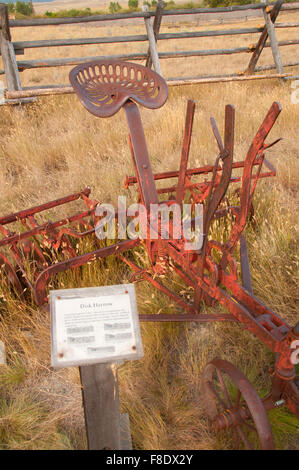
top-left (0, 1), bottom-right (299, 104)
top-left (5, 2), bottom-right (299, 27)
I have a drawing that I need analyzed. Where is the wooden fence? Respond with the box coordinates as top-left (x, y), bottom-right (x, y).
top-left (0, 1), bottom-right (299, 104)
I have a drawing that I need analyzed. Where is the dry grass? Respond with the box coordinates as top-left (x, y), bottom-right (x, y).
top-left (0, 12), bottom-right (298, 450)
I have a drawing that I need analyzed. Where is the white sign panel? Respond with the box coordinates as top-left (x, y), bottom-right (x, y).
top-left (50, 284), bottom-right (143, 368)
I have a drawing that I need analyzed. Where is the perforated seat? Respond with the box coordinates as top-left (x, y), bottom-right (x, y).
top-left (69, 60), bottom-right (168, 118)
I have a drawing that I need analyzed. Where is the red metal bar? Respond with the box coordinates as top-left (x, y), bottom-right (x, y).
top-left (124, 100), bottom-right (159, 209)
top-left (0, 187), bottom-right (91, 226)
top-left (0, 208), bottom-right (95, 248)
top-left (33, 238), bottom-right (141, 305)
top-left (221, 102), bottom-right (282, 263)
top-left (124, 157), bottom-right (275, 188)
top-left (176, 100), bottom-right (196, 204)
top-left (139, 313), bottom-right (237, 322)
top-left (195, 105), bottom-right (235, 307)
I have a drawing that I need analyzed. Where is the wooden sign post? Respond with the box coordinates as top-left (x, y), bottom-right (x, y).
top-left (79, 362), bottom-right (121, 450)
top-left (50, 284), bottom-right (143, 450)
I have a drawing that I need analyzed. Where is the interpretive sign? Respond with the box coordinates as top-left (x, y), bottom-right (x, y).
top-left (50, 284), bottom-right (143, 368)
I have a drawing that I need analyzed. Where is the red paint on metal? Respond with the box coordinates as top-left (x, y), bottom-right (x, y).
top-left (0, 61), bottom-right (296, 446)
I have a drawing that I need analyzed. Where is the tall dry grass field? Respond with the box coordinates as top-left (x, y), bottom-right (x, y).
top-left (0, 11), bottom-right (298, 449)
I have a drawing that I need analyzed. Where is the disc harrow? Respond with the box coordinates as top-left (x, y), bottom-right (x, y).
top-left (0, 60), bottom-right (297, 449)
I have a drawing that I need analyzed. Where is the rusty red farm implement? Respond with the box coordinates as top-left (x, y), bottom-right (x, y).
top-left (0, 61), bottom-right (298, 449)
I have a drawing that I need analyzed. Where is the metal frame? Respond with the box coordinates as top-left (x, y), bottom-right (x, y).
top-left (0, 59), bottom-right (297, 449)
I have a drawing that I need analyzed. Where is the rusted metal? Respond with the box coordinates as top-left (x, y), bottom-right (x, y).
top-left (176, 100), bottom-right (196, 205)
top-left (0, 187), bottom-right (100, 303)
top-left (194, 104), bottom-right (235, 308)
top-left (202, 359), bottom-right (275, 449)
top-left (124, 101), bottom-right (160, 209)
top-left (69, 59), bottom-right (168, 118)
top-left (68, 61), bottom-right (298, 448)
top-left (0, 60), bottom-right (297, 449)
top-left (239, 234), bottom-right (253, 294)
top-left (124, 156), bottom-right (276, 191)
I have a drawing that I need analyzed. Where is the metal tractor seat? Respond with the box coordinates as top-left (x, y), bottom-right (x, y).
top-left (69, 60), bottom-right (168, 117)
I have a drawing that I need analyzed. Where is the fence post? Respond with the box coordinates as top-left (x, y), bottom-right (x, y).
top-left (245, 0), bottom-right (283, 75)
top-left (79, 363), bottom-right (121, 450)
top-left (146, 0), bottom-right (164, 69)
top-left (0, 3), bottom-right (22, 91)
top-left (263, 3), bottom-right (284, 75)
top-left (142, 5), bottom-right (162, 76)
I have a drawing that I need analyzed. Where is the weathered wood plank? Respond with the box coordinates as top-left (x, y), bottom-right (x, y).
top-left (79, 363), bottom-right (121, 450)
top-left (143, 6), bottom-right (162, 76)
top-left (1, 39), bottom-right (22, 90)
top-left (157, 26), bottom-right (264, 38)
top-left (0, 3), bottom-right (21, 90)
top-left (14, 35), bottom-right (298, 53)
top-left (6, 2), bottom-right (299, 28)
top-left (168, 67), bottom-right (295, 80)
top-left (8, 4), bottom-right (268, 28)
top-left (146, 0), bottom-right (164, 69)
top-left (6, 72), bottom-right (292, 99)
top-left (167, 72), bottom-right (290, 86)
top-left (13, 35), bottom-right (148, 49)
top-left (283, 75), bottom-right (299, 80)
top-left (16, 53), bottom-right (148, 70)
top-left (14, 48), bottom-right (251, 71)
top-left (11, 26), bottom-right (266, 51)
top-left (0, 3), bottom-right (11, 41)
top-left (0, 48), bottom-right (24, 56)
top-left (10, 11), bottom-right (152, 27)
top-left (0, 96), bottom-right (37, 106)
top-left (275, 22), bottom-right (299, 28)
top-left (6, 87), bottom-right (74, 98)
top-left (245, 0), bottom-right (283, 75)
top-left (120, 413), bottom-right (132, 450)
top-left (256, 60), bottom-right (299, 71)
top-left (281, 4), bottom-right (299, 12)
top-left (13, 33), bottom-right (298, 72)
top-left (274, 39), bottom-right (299, 46)
top-left (15, 37), bottom-right (299, 71)
top-left (263, 4), bottom-right (284, 74)
top-left (0, 4), bottom-right (22, 91)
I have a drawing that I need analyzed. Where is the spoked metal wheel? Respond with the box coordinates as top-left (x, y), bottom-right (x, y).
top-left (202, 358), bottom-right (274, 450)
